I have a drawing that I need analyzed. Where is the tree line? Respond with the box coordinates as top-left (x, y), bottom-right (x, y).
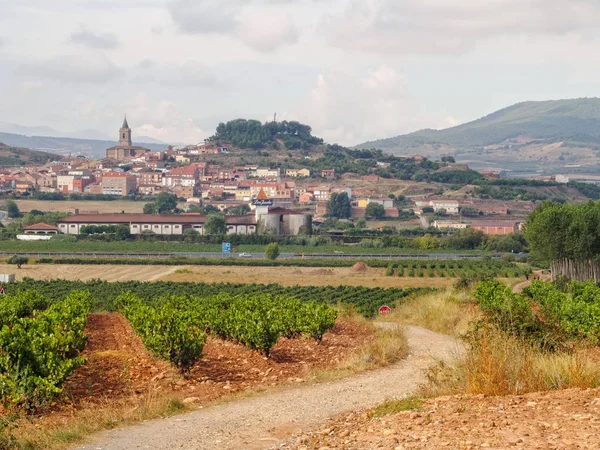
top-left (525, 200), bottom-right (600, 281)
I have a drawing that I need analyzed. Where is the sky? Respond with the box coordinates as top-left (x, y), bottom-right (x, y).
top-left (1, 0), bottom-right (600, 146)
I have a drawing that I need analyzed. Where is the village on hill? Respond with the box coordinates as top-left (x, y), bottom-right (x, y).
top-left (0, 116), bottom-right (577, 238)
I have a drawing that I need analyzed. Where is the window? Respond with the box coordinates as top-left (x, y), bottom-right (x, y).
top-left (174, 225), bottom-right (181, 229)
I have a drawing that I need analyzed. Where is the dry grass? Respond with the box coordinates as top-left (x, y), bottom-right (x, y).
top-left (309, 313), bottom-right (409, 381)
top-left (382, 289), bottom-right (479, 337)
top-left (420, 325), bottom-right (600, 398)
top-left (10, 385), bottom-right (189, 450)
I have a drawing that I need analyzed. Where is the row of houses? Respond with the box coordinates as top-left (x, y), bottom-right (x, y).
top-left (433, 220), bottom-right (521, 235)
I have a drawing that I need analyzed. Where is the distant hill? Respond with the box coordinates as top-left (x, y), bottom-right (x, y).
top-left (357, 98), bottom-right (600, 153)
top-left (0, 142), bottom-right (61, 166)
top-left (0, 122), bottom-right (168, 145)
top-left (0, 132), bottom-right (167, 158)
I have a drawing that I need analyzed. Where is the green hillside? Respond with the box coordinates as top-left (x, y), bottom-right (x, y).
top-left (357, 98), bottom-right (600, 152)
top-left (0, 142), bottom-right (61, 166)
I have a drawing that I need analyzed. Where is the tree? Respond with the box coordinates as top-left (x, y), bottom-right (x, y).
top-left (5, 200), bottom-right (20, 218)
top-left (143, 203), bottom-right (156, 214)
top-left (326, 192), bottom-right (351, 219)
top-left (225, 204), bottom-right (251, 215)
top-left (154, 192), bottom-right (179, 214)
top-left (459, 207), bottom-right (479, 217)
top-left (205, 214), bottom-right (226, 235)
top-left (355, 218), bottom-right (367, 230)
top-left (8, 255), bottom-right (28, 269)
top-left (365, 202), bottom-right (386, 220)
top-left (115, 225), bottom-right (131, 241)
top-left (265, 242), bottom-right (280, 260)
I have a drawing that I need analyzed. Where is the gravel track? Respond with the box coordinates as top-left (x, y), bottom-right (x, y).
top-left (74, 325), bottom-right (462, 450)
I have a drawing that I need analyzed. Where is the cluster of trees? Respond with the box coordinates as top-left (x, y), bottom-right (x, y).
top-left (143, 192), bottom-right (180, 214)
top-left (525, 201), bottom-right (600, 280)
top-left (210, 119), bottom-right (323, 150)
top-left (326, 192), bottom-right (351, 219)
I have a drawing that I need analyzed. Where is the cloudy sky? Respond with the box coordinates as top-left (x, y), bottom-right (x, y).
top-left (1, 0), bottom-right (600, 146)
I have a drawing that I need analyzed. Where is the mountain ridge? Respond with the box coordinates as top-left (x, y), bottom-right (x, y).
top-left (356, 98), bottom-right (600, 154)
top-left (0, 142), bottom-right (61, 166)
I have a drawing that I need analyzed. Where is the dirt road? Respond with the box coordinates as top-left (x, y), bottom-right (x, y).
top-left (74, 325), bottom-right (462, 450)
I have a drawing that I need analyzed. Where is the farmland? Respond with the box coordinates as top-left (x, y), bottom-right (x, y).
top-left (0, 239), bottom-right (486, 255)
top-left (0, 278), bottom-right (412, 448)
top-left (0, 257), bottom-right (529, 288)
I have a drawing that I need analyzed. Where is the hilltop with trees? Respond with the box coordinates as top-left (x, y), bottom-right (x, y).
top-left (209, 119), bottom-right (323, 150)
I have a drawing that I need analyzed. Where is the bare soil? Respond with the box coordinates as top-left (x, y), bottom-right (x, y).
top-left (58, 312), bottom-right (373, 413)
top-left (285, 388), bottom-right (600, 449)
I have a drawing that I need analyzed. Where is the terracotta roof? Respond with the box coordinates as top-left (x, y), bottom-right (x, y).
top-left (257, 188), bottom-right (269, 200)
top-left (23, 222), bottom-right (58, 231)
top-left (471, 221), bottom-right (518, 228)
top-left (168, 166), bottom-right (197, 176)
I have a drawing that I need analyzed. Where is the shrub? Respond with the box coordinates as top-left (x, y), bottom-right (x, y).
top-left (7, 255), bottom-right (28, 269)
top-left (265, 242), bottom-right (280, 260)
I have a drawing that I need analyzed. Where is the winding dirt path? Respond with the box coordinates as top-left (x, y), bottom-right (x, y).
top-left (74, 325), bottom-right (462, 450)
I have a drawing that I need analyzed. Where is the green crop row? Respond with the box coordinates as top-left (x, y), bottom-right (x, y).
top-left (0, 291), bottom-right (90, 411)
top-left (475, 279), bottom-right (600, 348)
top-left (7, 279), bottom-right (424, 317)
top-left (117, 292), bottom-right (337, 368)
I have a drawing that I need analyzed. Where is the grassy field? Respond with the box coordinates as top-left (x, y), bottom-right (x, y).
top-left (15, 199), bottom-right (148, 214)
top-left (0, 239), bottom-right (484, 255)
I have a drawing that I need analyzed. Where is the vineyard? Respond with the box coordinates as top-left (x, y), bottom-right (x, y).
top-left (7, 279), bottom-right (423, 317)
top-left (0, 280), bottom-right (421, 412)
top-left (475, 279), bottom-right (600, 347)
top-left (387, 259), bottom-right (530, 278)
top-left (0, 291), bottom-right (90, 411)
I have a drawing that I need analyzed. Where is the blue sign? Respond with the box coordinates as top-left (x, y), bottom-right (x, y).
top-left (222, 242), bottom-right (231, 253)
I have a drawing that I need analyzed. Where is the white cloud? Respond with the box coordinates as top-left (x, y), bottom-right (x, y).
top-left (133, 60), bottom-right (218, 87)
top-left (69, 26), bottom-right (119, 49)
top-left (293, 66), bottom-right (424, 145)
top-left (119, 93), bottom-right (207, 143)
top-left (19, 80), bottom-right (44, 93)
top-left (19, 54), bottom-right (121, 83)
top-left (168, 0), bottom-right (300, 52)
top-left (238, 10), bottom-right (298, 52)
top-left (168, 0), bottom-right (239, 34)
top-left (326, 0), bottom-right (600, 55)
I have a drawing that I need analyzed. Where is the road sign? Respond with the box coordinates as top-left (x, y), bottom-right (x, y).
top-left (378, 305), bottom-right (392, 315)
top-left (0, 285), bottom-right (5, 295)
top-left (222, 242), bottom-right (231, 253)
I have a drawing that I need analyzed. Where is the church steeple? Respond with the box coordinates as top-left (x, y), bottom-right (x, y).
top-left (119, 114), bottom-right (132, 147)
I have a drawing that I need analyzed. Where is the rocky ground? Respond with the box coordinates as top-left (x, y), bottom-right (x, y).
top-left (282, 388), bottom-right (600, 449)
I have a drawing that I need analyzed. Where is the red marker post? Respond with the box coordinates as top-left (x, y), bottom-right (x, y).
top-left (378, 305), bottom-right (391, 315)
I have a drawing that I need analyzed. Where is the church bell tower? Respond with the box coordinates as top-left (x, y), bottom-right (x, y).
top-left (119, 115), bottom-right (132, 146)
